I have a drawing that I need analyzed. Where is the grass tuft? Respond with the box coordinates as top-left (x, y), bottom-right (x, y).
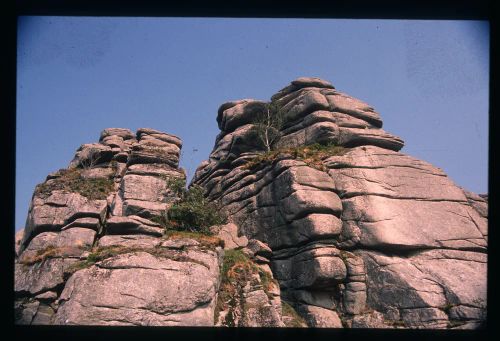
top-left (65, 245), bottom-right (127, 274)
top-left (163, 229), bottom-right (224, 249)
top-left (19, 245), bottom-right (59, 265)
top-left (281, 301), bottom-right (307, 327)
top-left (65, 243), bottom-right (214, 275)
top-left (35, 167), bottom-right (114, 200)
top-left (258, 268), bottom-right (279, 297)
top-left (214, 249), bottom-right (258, 326)
top-left (242, 142), bottom-right (348, 172)
top-left (19, 245), bottom-right (90, 265)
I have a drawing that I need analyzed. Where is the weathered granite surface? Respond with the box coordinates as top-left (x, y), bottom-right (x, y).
top-left (192, 77), bottom-right (487, 329)
top-left (15, 128), bottom-right (226, 326)
top-left (15, 77), bottom-right (487, 328)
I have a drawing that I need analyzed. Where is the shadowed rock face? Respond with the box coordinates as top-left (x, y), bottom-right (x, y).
top-left (192, 77), bottom-right (487, 329)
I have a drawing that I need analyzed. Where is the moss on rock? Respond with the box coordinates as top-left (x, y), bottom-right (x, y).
top-left (35, 168), bottom-right (114, 200)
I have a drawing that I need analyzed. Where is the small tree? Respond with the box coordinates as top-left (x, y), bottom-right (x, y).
top-left (253, 102), bottom-right (285, 152)
top-left (80, 147), bottom-right (101, 169)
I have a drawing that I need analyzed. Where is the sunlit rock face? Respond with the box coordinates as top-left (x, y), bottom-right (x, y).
top-left (15, 77), bottom-right (487, 328)
top-left (15, 128), bottom-right (224, 326)
top-left (192, 77), bottom-right (487, 329)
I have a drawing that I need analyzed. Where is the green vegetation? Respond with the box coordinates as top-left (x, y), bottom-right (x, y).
top-left (19, 245), bottom-right (59, 265)
top-left (214, 249), bottom-right (257, 326)
top-left (281, 301), bottom-right (307, 327)
top-left (243, 142), bottom-right (349, 172)
top-left (257, 267), bottom-right (279, 298)
top-left (167, 185), bottom-right (227, 234)
top-left (19, 244), bottom-right (91, 266)
top-left (152, 178), bottom-right (227, 235)
top-left (163, 229), bottom-right (224, 249)
top-left (219, 249), bottom-right (255, 290)
top-left (65, 245), bottom-right (128, 273)
top-left (35, 167), bottom-right (114, 200)
top-left (66, 243), bottom-right (215, 275)
top-left (86, 245), bottom-right (126, 263)
top-left (214, 249), bottom-right (281, 326)
top-left (164, 176), bottom-right (187, 198)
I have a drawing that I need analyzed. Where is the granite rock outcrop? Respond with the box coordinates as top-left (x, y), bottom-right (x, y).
top-left (192, 77), bottom-right (487, 329)
top-left (15, 77), bottom-right (487, 329)
top-left (15, 128), bottom-right (226, 326)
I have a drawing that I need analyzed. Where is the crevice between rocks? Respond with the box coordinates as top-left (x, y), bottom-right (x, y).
top-left (327, 163), bottom-right (447, 177)
top-left (339, 191), bottom-right (468, 203)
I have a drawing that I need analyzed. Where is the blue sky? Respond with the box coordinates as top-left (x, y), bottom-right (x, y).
top-left (16, 17), bottom-right (489, 231)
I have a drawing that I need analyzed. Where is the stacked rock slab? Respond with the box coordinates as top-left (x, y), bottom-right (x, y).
top-left (15, 128), bottom-right (223, 326)
top-left (192, 77), bottom-right (487, 329)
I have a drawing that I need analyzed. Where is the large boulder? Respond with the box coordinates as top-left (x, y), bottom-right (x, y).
top-left (19, 228), bottom-right (95, 263)
top-left (99, 128), bottom-right (135, 141)
top-left (53, 247), bottom-right (221, 326)
top-left (327, 146), bottom-right (487, 251)
top-left (217, 99), bottom-right (268, 133)
top-left (22, 191), bottom-right (107, 250)
top-left (271, 77), bottom-right (335, 102)
top-left (15, 258), bottom-right (80, 296)
top-left (124, 128), bottom-right (182, 168)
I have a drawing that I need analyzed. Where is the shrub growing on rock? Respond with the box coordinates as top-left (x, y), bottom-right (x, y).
top-left (152, 180), bottom-right (227, 235)
top-left (167, 185), bottom-right (227, 234)
top-left (162, 230), bottom-right (224, 249)
top-left (164, 175), bottom-right (187, 198)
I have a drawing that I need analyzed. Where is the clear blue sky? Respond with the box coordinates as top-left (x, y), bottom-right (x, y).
top-left (16, 17), bottom-right (489, 231)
